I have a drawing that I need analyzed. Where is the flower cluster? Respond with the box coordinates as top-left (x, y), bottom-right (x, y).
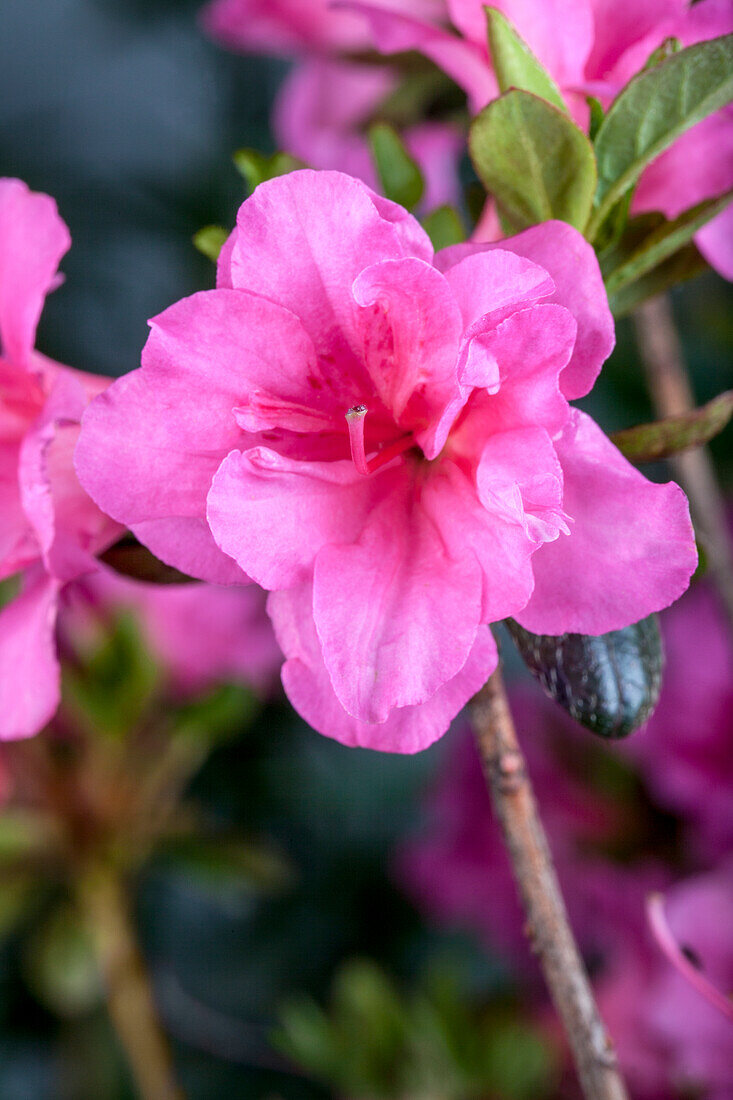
top-left (353, 0), bottom-right (733, 275)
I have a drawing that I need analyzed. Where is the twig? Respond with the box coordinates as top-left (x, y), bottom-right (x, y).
top-left (470, 667), bottom-right (629, 1100)
top-left (634, 295), bottom-right (733, 634)
top-left (76, 863), bottom-right (184, 1100)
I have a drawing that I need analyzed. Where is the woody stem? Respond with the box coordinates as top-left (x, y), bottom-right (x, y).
top-left (634, 295), bottom-right (733, 636)
top-left (470, 665), bottom-right (629, 1100)
top-left (76, 862), bottom-right (184, 1100)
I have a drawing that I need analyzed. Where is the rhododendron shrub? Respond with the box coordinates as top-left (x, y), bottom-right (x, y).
top-left (76, 170), bottom-right (697, 753)
top-left (353, 0), bottom-right (733, 276)
top-left (0, 179), bottom-right (122, 740)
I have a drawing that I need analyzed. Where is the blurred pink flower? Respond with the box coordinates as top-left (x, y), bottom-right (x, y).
top-left (63, 573), bottom-right (282, 698)
top-left (626, 583), bottom-right (733, 862)
top-left (353, 0), bottom-right (733, 277)
top-left (77, 170), bottom-right (695, 752)
top-left (273, 58), bottom-right (462, 212)
top-left (601, 864), bottom-right (733, 1099)
top-left (201, 0), bottom-right (447, 57)
top-left (0, 179), bottom-right (122, 740)
top-left (397, 699), bottom-right (666, 977)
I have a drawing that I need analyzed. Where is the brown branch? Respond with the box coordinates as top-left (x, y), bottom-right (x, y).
top-left (634, 295), bottom-right (733, 635)
top-left (76, 863), bottom-right (184, 1100)
top-left (470, 667), bottom-right (629, 1100)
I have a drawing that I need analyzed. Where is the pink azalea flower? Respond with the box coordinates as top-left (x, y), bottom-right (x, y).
top-left (0, 179), bottom-right (123, 740)
top-left (352, 0), bottom-right (733, 277)
top-left (600, 864), bottom-right (733, 1099)
top-left (273, 58), bottom-right (462, 211)
top-left (625, 582), bottom-right (733, 862)
top-left (62, 573), bottom-right (282, 698)
top-left (76, 170), bottom-right (696, 752)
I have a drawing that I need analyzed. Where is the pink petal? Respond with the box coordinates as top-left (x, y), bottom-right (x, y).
top-left (476, 427), bottom-right (569, 545)
top-left (696, 201), bottom-right (733, 282)
top-left (200, 0), bottom-right (369, 56)
top-left (455, 303), bottom-right (575, 437)
top-left (338, 2), bottom-right (496, 112)
top-left (76, 288), bottom-right (322, 585)
top-left (19, 369), bottom-right (119, 583)
top-left (313, 465), bottom-right (483, 722)
top-left (269, 583), bottom-right (498, 753)
top-left (207, 447), bottom-right (393, 590)
top-left (516, 410), bottom-right (697, 635)
top-left (440, 248), bottom-right (555, 330)
top-left (0, 179), bottom-right (71, 368)
top-left (353, 257), bottom-right (463, 446)
top-left (0, 571), bottom-right (60, 740)
top-left (585, 0), bottom-right (687, 81)
top-left (0, 440), bottom-right (38, 579)
top-left (422, 456), bottom-right (536, 623)
top-left (228, 171), bottom-right (433, 373)
top-left (447, 0), bottom-right (593, 87)
top-left (437, 222), bottom-right (615, 400)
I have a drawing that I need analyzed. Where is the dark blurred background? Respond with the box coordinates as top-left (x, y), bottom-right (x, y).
top-left (1, 2), bottom-right (731, 1098)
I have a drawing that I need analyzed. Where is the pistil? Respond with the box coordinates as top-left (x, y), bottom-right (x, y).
top-left (345, 405), bottom-right (416, 476)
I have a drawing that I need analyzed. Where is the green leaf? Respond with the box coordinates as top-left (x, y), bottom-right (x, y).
top-left (368, 123), bottom-right (425, 211)
top-left (642, 36), bottom-right (682, 71)
top-left (469, 89), bottom-right (596, 231)
top-left (421, 204), bottom-right (466, 250)
top-left (485, 7), bottom-right (567, 111)
top-left (611, 391), bottom-right (733, 463)
top-left (158, 835), bottom-right (294, 894)
top-left (603, 189), bottom-right (733, 294)
top-left (608, 241), bottom-right (707, 316)
top-left (587, 95), bottom-right (605, 141)
top-left (192, 224), bottom-right (228, 263)
top-left (232, 148), bottom-right (305, 193)
top-left (506, 615), bottom-right (664, 739)
top-left (590, 34), bottom-right (733, 237)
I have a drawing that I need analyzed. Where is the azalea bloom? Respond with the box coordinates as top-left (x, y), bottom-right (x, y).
top-left (352, 0), bottom-right (733, 277)
top-left (63, 573), bottom-right (282, 698)
top-left (273, 58), bottom-right (462, 212)
top-left (0, 179), bottom-right (122, 740)
top-left (76, 170), bottom-right (696, 752)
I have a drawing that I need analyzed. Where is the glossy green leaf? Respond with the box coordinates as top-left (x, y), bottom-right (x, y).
top-left (192, 224), bottom-right (228, 262)
top-left (469, 90), bottom-right (596, 230)
top-left (603, 189), bottom-right (733, 294)
top-left (590, 34), bottom-right (733, 236)
top-left (485, 7), bottom-right (566, 111)
top-left (612, 390), bottom-right (733, 463)
top-left (422, 204), bottom-right (466, 250)
top-left (368, 123), bottom-right (425, 211)
top-left (232, 148), bottom-right (305, 193)
top-left (506, 615), bottom-right (664, 739)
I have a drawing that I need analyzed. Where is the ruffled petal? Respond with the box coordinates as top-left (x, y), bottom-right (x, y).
top-left (207, 447), bottom-right (397, 590)
top-left (437, 222), bottom-right (614, 400)
top-left (228, 170), bottom-right (433, 373)
top-left (0, 179), bottom-right (70, 368)
top-left (270, 582), bottom-right (497, 753)
top-left (517, 410), bottom-right (697, 635)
